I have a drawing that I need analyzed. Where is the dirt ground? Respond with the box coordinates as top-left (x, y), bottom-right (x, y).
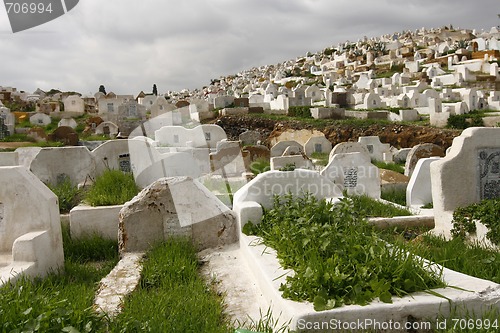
top-left (213, 115), bottom-right (462, 150)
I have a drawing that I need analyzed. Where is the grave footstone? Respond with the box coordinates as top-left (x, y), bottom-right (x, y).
top-left (406, 157), bottom-right (441, 208)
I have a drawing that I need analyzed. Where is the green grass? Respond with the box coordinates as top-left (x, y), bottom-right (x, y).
top-left (47, 176), bottom-right (82, 213)
top-left (373, 160), bottom-right (405, 174)
top-left (109, 238), bottom-right (233, 333)
top-left (84, 170), bottom-right (139, 206)
top-left (310, 152), bottom-right (329, 166)
top-left (250, 157), bottom-right (271, 175)
top-left (244, 194), bottom-right (443, 310)
top-left (379, 229), bottom-right (500, 284)
top-left (381, 188), bottom-right (407, 206)
top-left (0, 225), bottom-right (118, 332)
top-left (349, 194), bottom-right (412, 217)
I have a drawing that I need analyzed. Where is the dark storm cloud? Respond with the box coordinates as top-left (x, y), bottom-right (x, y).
top-left (0, 0), bottom-right (498, 95)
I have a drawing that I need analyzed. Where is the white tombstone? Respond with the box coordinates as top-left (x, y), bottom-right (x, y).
top-left (282, 145), bottom-right (302, 156)
top-left (155, 124), bottom-right (227, 149)
top-left (329, 142), bottom-right (370, 162)
top-left (29, 146), bottom-right (95, 185)
top-left (393, 148), bottom-right (412, 164)
top-left (29, 112), bottom-right (51, 126)
top-left (270, 155), bottom-right (314, 171)
top-left (119, 177), bottom-right (236, 253)
top-left (358, 136), bottom-right (392, 162)
top-left (304, 136), bottom-right (333, 157)
top-left (270, 140), bottom-right (303, 157)
top-left (431, 128), bottom-right (500, 239)
top-left (58, 117), bottom-right (77, 129)
top-left (406, 157), bottom-right (441, 208)
top-left (135, 152), bottom-right (203, 189)
top-left (405, 143), bottom-right (445, 177)
top-left (320, 152), bottom-right (381, 199)
top-left (91, 140), bottom-right (131, 176)
top-left (0, 166), bottom-right (64, 286)
top-left (95, 121), bottom-right (119, 137)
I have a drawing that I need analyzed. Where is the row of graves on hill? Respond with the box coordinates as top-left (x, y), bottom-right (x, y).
top-left (1, 120), bottom-right (500, 326)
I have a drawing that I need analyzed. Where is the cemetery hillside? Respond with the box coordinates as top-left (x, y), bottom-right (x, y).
top-left (2, 25), bottom-right (500, 332)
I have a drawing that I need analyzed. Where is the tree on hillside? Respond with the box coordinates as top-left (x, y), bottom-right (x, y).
top-left (99, 85), bottom-right (107, 95)
top-left (152, 84), bottom-right (158, 96)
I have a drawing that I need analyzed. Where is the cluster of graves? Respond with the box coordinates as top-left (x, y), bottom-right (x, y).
top-left (1, 24), bottom-right (500, 328)
top-left (1, 109), bottom-right (500, 327)
top-left (1, 27), bottom-right (500, 146)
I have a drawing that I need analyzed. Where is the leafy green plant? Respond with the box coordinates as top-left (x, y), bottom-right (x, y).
top-left (84, 169), bottom-right (139, 206)
top-left (245, 193), bottom-right (443, 310)
top-left (279, 163), bottom-right (296, 171)
top-left (47, 175), bottom-right (82, 213)
top-left (451, 198), bottom-right (500, 246)
top-left (446, 111), bottom-right (484, 129)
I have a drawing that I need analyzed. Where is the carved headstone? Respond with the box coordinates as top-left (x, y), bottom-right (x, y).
top-left (405, 143), bottom-right (445, 177)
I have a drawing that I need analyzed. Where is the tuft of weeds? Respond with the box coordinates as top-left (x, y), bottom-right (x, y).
top-left (47, 175), bottom-right (82, 213)
top-left (84, 169), bottom-right (139, 206)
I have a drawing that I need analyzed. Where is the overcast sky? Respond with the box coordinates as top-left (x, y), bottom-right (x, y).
top-left (0, 0), bottom-right (498, 96)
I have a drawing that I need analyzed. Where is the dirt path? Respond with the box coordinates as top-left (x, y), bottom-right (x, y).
top-left (0, 142), bottom-right (32, 149)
